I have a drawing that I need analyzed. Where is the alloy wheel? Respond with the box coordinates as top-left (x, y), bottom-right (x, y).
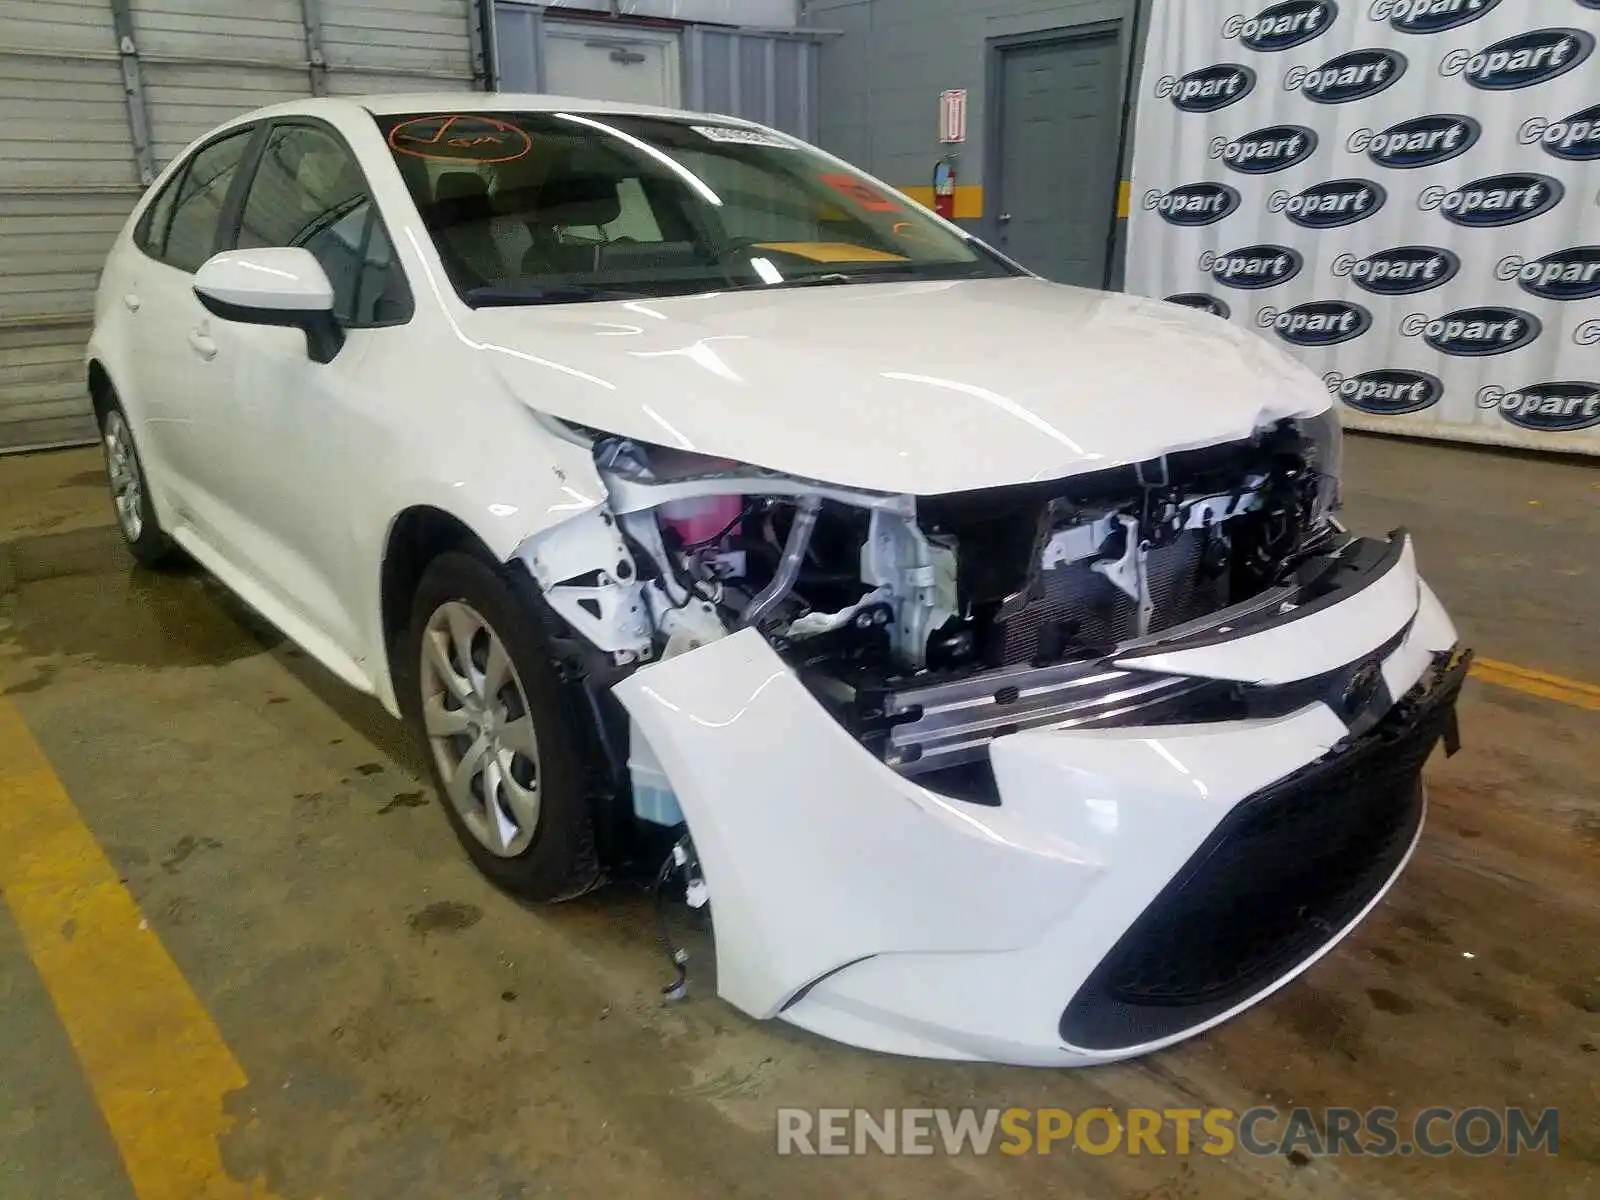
top-left (103, 411), bottom-right (144, 542)
top-left (419, 601), bottom-right (542, 857)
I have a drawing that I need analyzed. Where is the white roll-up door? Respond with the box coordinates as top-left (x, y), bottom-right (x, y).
top-left (0, 0), bottom-right (481, 454)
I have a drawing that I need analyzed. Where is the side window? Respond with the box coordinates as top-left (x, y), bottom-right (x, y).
top-left (134, 172), bottom-right (183, 259)
top-left (235, 124), bottom-right (412, 327)
top-left (162, 129), bottom-right (255, 274)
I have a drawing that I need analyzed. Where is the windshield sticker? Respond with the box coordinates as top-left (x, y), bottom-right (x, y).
top-left (388, 115), bottom-right (532, 164)
top-left (817, 173), bottom-right (901, 213)
top-left (691, 124), bottom-right (792, 147)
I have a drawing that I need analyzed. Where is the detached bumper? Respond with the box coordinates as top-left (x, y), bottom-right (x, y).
top-left (614, 533), bottom-right (1463, 1066)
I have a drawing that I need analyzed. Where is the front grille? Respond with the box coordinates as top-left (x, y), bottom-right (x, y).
top-left (1059, 650), bottom-right (1469, 1052)
top-left (1000, 531), bottom-right (1229, 665)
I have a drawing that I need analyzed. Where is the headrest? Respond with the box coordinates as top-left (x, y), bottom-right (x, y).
top-left (533, 174), bottom-right (621, 227)
top-left (433, 171), bottom-right (489, 205)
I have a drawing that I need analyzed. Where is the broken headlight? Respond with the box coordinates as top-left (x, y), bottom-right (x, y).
top-left (1296, 406), bottom-right (1343, 522)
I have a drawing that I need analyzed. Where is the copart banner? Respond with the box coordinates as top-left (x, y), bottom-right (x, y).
top-left (1125, 0), bottom-right (1600, 455)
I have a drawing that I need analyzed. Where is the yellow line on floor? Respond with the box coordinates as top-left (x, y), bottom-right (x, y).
top-left (1470, 658), bottom-right (1600, 712)
top-left (0, 697), bottom-right (275, 1199)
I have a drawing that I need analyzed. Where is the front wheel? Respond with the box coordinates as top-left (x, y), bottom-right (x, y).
top-left (402, 551), bottom-right (600, 901)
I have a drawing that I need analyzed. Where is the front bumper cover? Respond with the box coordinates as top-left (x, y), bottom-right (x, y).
top-left (613, 531), bottom-right (1463, 1066)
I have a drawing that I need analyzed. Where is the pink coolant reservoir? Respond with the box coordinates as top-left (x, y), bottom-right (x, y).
top-left (658, 494), bottom-right (742, 546)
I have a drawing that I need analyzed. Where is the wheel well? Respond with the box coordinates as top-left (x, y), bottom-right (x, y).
top-left (379, 506), bottom-right (496, 664)
top-left (87, 361), bottom-right (113, 426)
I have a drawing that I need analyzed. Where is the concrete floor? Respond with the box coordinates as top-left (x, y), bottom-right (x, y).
top-left (0, 437), bottom-right (1596, 1199)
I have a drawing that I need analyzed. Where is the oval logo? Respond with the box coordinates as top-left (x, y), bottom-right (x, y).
top-left (1520, 104), bottom-right (1600, 162)
top-left (1165, 293), bottom-right (1233, 319)
top-left (1496, 246), bottom-right (1600, 301)
top-left (1371, 0), bottom-right (1504, 34)
top-left (1480, 382), bottom-right (1600, 432)
top-left (1212, 125), bottom-right (1319, 174)
top-left (1204, 244), bottom-right (1305, 289)
top-left (1326, 368), bottom-right (1444, 415)
top-left (1401, 307), bottom-right (1542, 356)
top-left (1258, 301), bottom-right (1373, 347)
top-left (1286, 48), bottom-right (1408, 103)
top-left (1144, 182), bottom-right (1243, 226)
top-left (1224, 1), bottom-right (1339, 52)
top-left (1420, 173), bottom-right (1565, 228)
top-left (1333, 246), bottom-right (1460, 295)
top-left (1350, 113), bottom-right (1480, 168)
top-left (1269, 178), bottom-right (1388, 228)
top-left (1440, 28), bottom-right (1595, 91)
top-left (1158, 64), bottom-right (1258, 112)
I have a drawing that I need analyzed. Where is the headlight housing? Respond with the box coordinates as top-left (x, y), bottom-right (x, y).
top-left (1296, 406), bottom-right (1344, 521)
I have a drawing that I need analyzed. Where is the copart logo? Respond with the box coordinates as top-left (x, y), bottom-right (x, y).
top-left (1164, 293), bottom-right (1233, 319)
top-left (1211, 125), bottom-right (1319, 173)
top-left (1370, 0), bottom-right (1502, 35)
top-left (1223, 1), bottom-right (1338, 52)
top-left (1269, 178), bottom-right (1387, 228)
top-left (1419, 173), bottom-right (1564, 227)
top-left (1519, 104), bottom-right (1600, 162)
top-left (1326, 369), bottom-right (1444, 415)
top-left (1349, 114), bottom-right (1479, 168)
top-left (1202, 245), bottom-right (1304, 289)
top-left (1439, 28), bottom-right (1595, 90)
top-left (1144, 183), bottom-right (1243, 226)
top-left (1257, 302), bottom-right (1373, 347)
top-left (1333, 246), bottom-right (1459, 295)
top-left (1400, 307), bottom-right (1542, 356)
top-left (1286, 48), bottom-right (1407, 103)
top-left (1156, 64), bottom-right (1258, 112)
top-left (1479, 382), bottom-right (1600, 433)
top-left (1495, 247), bottom-right (1600, 301)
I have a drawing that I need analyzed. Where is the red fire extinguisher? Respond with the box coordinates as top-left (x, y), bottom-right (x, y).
top-left (933, 158), bottom-right (957, 220)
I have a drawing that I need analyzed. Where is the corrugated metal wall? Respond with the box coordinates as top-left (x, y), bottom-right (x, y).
top-left (0, 0), bottom-right (483, 453)
top-left (494, 2), bottom-right (820, 141)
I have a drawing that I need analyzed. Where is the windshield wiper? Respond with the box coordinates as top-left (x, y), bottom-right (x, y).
top-left (768, 264), bottom-right (973, 289)
top-left (464, 284), bottom-right (639, 307)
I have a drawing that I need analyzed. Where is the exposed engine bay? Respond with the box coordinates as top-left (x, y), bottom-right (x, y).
top-left (519, 413), bottom-right (1346, 790)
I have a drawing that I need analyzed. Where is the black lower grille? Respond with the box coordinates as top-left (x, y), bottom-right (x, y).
top-left (1060, 650), bottom-right (1469, 1051)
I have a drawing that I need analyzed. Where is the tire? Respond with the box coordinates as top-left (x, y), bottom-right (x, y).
top-left (401, 551), bottom-right (600, 901)
top-left (98, 399), bottom-right (181, 569)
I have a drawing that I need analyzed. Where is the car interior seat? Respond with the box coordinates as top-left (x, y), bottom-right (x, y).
top-left (427, 170), bottom-right (506, 289)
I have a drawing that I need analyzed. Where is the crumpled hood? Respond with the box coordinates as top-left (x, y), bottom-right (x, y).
top-left (468, 276), bottom-right (1331, 495)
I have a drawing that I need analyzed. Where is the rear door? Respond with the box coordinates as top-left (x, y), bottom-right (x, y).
top-left (121, 124), bottom-right (260, 526)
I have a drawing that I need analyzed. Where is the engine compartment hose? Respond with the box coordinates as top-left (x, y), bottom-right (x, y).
top-left (740, 496), bottom-right (822, 629)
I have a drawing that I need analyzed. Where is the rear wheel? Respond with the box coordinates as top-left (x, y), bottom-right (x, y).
top-left (402, 551), bottom-right (600, 901)
top-left (100, 403), bottom-right (180, 568)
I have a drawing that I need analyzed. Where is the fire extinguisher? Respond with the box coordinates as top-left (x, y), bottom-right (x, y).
top-left (933, 157), bottom-right (957, 220)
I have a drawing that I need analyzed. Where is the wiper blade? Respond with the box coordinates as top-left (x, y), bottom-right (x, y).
top-left (770, 264), bottom-right (951, 288)
top-left (464, 284), bottom-right (637, 307)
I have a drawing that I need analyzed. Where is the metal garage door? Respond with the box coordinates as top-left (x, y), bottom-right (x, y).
top-left (0, 0), bottom-right (484, 454)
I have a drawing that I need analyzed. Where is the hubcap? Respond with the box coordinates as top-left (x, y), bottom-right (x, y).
top-left (419, 601), bottom-right (542, 857)
top-left (103, 411), bottom-right (144, 542)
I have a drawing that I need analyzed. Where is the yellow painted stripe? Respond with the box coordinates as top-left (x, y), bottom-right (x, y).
top-left (0, 698), bottom-right (275, 1199)
top-left (899, 184), bottom-right (985, 220)
top-left (1117, 180), bottom-right (1131, 219)
top-left (1471, 658), bottom-right (1600, 712)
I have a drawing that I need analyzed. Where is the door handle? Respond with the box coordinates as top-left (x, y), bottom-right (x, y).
top-left (122, 293), bottom-right (141, 313)
top-left (187, 329), bottom-right (217, 361)
top-left (997, 213), bottom-right (1012, 224)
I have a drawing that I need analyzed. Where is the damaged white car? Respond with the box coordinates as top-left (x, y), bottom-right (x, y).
top-left (88, 94), bottom-right (1468, 1067)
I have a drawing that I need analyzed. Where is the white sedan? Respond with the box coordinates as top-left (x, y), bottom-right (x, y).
top-left (88, 93), bottom-right (1468, 1067)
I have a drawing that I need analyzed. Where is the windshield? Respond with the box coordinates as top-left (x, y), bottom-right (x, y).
top-left (375, 110), bottom-right (1019, 305)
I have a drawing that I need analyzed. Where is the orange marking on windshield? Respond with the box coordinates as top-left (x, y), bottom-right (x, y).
top-left (388, 115), bottom-right (533, 164)
top-left (818, 174), bottom-right (900, 213)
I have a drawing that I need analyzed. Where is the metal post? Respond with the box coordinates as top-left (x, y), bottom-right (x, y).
top-left (300, 0), bottom-right (328, 96)
top-left (106, 0), bottom-right (156, 185)
top-left (469, 0), bottom-right (495, 91)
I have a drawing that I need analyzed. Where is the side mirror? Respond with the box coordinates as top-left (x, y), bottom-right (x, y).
top-left (193, 247), bottom-right (345, 363)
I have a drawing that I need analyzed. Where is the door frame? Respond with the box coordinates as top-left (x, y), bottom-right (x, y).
top-left (982, 18), bottom-right (1127, 287)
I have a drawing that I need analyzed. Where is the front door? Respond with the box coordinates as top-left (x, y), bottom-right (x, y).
top-left (993, 29), bottom-right (1123, 287)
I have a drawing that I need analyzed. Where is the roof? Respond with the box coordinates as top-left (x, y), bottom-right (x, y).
top-left (245, 92), bottom-right (729, 124)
